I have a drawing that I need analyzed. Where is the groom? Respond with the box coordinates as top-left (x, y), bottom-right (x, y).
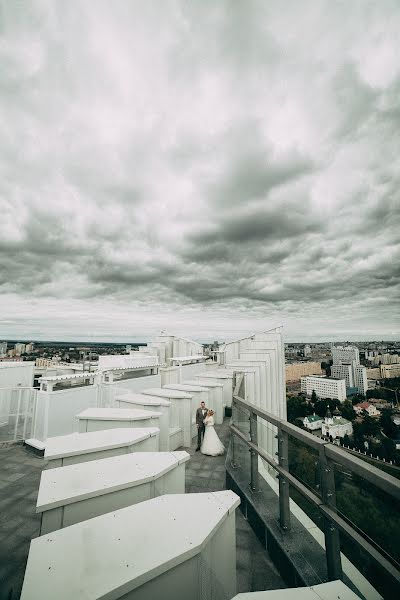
top-left (195, 400), bottom-right (208, 451)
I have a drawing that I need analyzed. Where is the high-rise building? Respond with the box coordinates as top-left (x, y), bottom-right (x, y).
top-left (331, 346), bottom-right (367, 394)
top-left (14, 343), bottom-right (26, 356)
top-left (354, 365), bottom-right (368, 393)
top-left (0, 341), bottom-right (7, 357)
top-left (332, 346), bottom-right (359, 364)
top-left (331, 363), bottom-right (354, 388)
top-left (304, 344), bottom-right (311, 357)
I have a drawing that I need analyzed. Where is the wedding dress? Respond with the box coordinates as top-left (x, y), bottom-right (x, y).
top-left (201, 416), bottom-right (225, 456)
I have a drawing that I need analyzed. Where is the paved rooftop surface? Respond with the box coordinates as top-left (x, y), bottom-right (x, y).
top-left (0, 418), bottom-right (285, 599)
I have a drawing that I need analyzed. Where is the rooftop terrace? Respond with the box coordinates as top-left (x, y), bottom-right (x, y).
top-left (0, 418), bottom-right (286, 599)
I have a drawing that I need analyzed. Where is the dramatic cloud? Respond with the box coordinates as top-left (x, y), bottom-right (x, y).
top-left (0, 0), bottom-right (399, 341)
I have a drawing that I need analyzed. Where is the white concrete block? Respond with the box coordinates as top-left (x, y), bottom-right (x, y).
top-left (44, 428), bottom-right (160, 467)
top-left (183, 379), bottom-right (225, 425)
top-left (76, 408), bottom-right (161, 433)
top-left (22, 491), bottom-right (240, 600)
top-left (37, 451), bottom-right (190, 534)
top-left (142, 388), bottom-right (193, 447)
top-left (115, 393), bottom-right (171, 451)
top-left (231, 580), bottom-right (361, 599)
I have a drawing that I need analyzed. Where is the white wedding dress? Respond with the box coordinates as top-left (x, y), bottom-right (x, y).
top-left (201, 416), bottom-right (225, 456)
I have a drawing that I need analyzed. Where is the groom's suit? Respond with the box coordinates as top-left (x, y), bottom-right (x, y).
top-left (195, 406), bottom-right (208, 449)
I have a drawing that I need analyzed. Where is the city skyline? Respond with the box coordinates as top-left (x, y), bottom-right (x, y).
top-left (1, 2), bottom-right (399, 341)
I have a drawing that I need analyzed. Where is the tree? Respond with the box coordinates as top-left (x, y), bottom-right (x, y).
top-left (380, 409), bottom-right (396, 437)
top-left (341, 400), bottom-right (356, 421)
top-left (342, 434), bottom-right (350, 447)
top-left (311, 390), bottom-right (318, 404)
top-left (362, 414), bottom-right (381, 438)
top-left (287, 396), bottom-right (310, 424)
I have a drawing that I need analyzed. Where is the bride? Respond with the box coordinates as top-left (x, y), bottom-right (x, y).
top-left (201, 410), bottom-right (225, 456)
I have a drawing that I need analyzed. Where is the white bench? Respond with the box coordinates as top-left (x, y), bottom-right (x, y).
top-left (37, 451), bottom-right (190, 535)
top-left (115, 393), bottom-right (171, 451)
top-left (142, 388), bottom-right (193, 448)
top-left (76, 407), bottom-right (161, 433)
top-left (44, 428), bottom-right (160, 467)
top-left (22, 491), bottom-right (240, 600)
top-left (184, 379), bottom-right (225, 425)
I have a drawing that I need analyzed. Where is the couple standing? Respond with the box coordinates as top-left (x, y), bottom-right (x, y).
top-left (195, 401), bottom-right (225, 456)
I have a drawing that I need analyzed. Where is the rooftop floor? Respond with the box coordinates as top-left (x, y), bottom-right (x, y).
top-left (0, 418), bottom-right (285, 599)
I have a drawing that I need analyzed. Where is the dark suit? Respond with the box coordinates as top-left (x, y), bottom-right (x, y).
top-left (196, 407), bottom-right (208, 449)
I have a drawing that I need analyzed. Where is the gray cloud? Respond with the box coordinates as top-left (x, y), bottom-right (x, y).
top-left (0, 0), bottom-right (400, 340)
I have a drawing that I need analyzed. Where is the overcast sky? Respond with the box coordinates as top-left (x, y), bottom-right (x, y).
top-left (0, 1), bottom-right (399, 343)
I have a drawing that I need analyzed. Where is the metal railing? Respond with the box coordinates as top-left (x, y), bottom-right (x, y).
top-left (229, 376), bottom-right (400, 594)
top-left (0, 387), bottom-right (37, 443)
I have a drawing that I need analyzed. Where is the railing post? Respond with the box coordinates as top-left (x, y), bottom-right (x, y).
top-left (230, 399), bottom-right (238, 468)
top-left (278, 425), bottom-right (290, 531)
top-left (249, 411), bottom-right (259, 491)
top-left (319, 444), bottom-right (342, 581)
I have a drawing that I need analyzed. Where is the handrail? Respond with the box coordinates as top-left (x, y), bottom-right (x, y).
top-left (230, 394), bottom-right (400, 591)
top-left (232, 393), bottom-right (400, 499)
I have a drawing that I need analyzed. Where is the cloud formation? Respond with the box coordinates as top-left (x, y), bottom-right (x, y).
top-left (0, 0), bottom-right (399, 341)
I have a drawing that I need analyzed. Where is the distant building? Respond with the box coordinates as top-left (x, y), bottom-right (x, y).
top-left (331, 346), bottom-right (367, 394)
top-left (14, 343), bottom-right (26, 356)
top-left (331, 363), bottom-right (354, 387)
top-left (303, 414), bottom-right (323, 430)
top-left (332, 346), bottom-right (360, 364)
top-left (366, 368), bottom-right (381, 380)
top-left (322, 407), bottom-right (353, 438)
top-left (304, 345), bottom-right (311, 357)
top-left (285, 361), bottom-right (322, 382)
top-left (301, 376), bottom-right (347, 402)
top-left (0, 341), bottom-right (7, 357)
top-left (380, 364), bottom-right (400, 378)
top-left (354, 402), bottom-right (380, 417)
top-left (25, 343), bottom-right (34, 353)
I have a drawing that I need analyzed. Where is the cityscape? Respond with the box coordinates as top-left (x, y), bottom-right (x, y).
top-left (1, 1), bottom-right (400, 599)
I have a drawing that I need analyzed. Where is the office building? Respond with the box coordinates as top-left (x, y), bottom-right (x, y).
top-left (331, 345), bottom-right (367, 394)
top-left (301, 375), bottom-right (347, 402)
top-left (331, 363), bottom-right (354, 388)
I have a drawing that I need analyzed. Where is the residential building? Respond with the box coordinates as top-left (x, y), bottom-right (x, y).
top-left (354, 402), bottom-right (381, 417)
top-left (0, 341), bottom-right (7, 357)
top-left (304, 345), bottom-right (311, 357)
top-left (380, 364), bottom-right (400, 378)
top-left (285, 361), bottom-right (322, 382)
top-left (366, 368), bottom-right (381, 380)
top-left (301, 376), bottom-right (347, 402)
top-left (25, 343), bottom-right (34, 353)
top-left (332, 346), bottom-right (359, 364)
top-left (303, 414), bottom-right (323, 430)
top-left (14, 343), bottom-right (26, 356)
